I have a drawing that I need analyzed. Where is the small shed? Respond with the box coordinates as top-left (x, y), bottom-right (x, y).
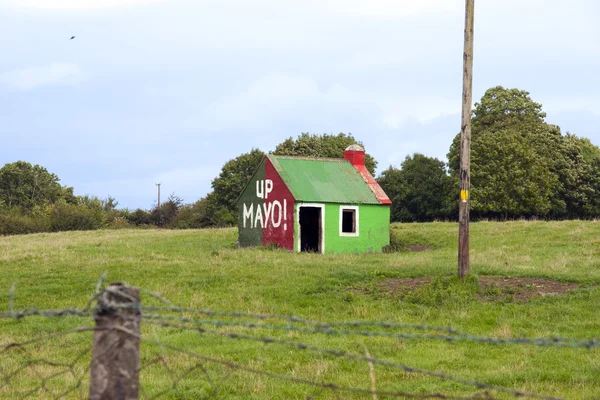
top-left (236, 145), bottom-right (391, 254)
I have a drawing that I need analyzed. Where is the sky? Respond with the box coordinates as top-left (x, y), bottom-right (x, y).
top-left (0, 0), bottom-right (598, 209)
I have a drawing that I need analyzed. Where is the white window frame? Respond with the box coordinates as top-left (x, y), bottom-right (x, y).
top-left (296, 203), bottom-right (325, 254)
top-left (339, 205), bottom-right (359, 237)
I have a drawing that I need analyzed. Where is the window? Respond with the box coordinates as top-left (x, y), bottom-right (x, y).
top-left (342, 210), bottom-right (355, 233)
top-left (339, 206), bottom-right (359, 236)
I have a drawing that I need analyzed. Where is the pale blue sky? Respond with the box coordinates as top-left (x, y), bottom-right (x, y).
top-left (1, 0), bottom-right (598, 208)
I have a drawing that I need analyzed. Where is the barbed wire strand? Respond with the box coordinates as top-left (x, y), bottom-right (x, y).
top-left (0, 308), bottom-right (92, 320)
top-left (117, 325), bottom-right (500, 400)
top-left (143, 320), bottom-right (563, 400)
top-left (0, 327), bottom-right (97, 353)
top-left (138, 312), bottom-right (600, 350)
top-left (134, 304), bottom-right (465, 335)
top-left (6, 283), bottom-right (598, 350)
top-left (2, 303), bottom-right (598, 350)
top-left (0, 282), bottom-right (591, 399)
top-left (94, 272), bottom-right (108, 296)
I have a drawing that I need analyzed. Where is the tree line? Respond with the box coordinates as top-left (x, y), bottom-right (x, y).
top-left (2, 86), bottom-right (600, 235)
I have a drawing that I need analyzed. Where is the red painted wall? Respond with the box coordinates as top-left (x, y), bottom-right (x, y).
top-left (263, 158), bottom-right (295, 250)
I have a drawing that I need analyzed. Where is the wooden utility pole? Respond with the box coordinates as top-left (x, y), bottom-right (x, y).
top-left (156, 183), bottom-right (161, 208)
top-left (89, 284), bottom-right (141, 400)
top-left (458, 0), bottom-right (474, 279)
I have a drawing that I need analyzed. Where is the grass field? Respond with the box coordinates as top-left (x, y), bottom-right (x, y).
top-left (1, 221), bottom-right (599, 399)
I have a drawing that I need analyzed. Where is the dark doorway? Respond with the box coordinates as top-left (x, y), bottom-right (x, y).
top-left (299, 206), bottom-right (321, 253)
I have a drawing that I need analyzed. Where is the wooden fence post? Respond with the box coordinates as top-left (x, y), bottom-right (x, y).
top-left (89, 284), bottom-right (141, 400)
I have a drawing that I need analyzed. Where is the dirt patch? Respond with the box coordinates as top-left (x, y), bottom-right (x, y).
top-left (477, 276), bottom-right (578, 302)
top-left (377, 276), bottom-right (579, 303)
top-left (405, 244), bottom-right (432, 252)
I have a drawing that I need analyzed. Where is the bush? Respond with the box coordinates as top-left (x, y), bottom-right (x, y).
top-left (211, 207), bottom-right (235, 227)
top-left (107, 216), bottom-right (131, 229)
top-left (172, 198), bottom-right (235, 229)
top-left (157, 194), bottom-right (183, 227)
top-left (382, 229), bottom-right (407, 253)
top-left (0, 213), bottom-right (46, 235)
top-left (172, 204), bottom-right (202, 229)
top-left (49, 202), bottom-right (106, 232)
top-left (126, 208), bottom-right (153, 226)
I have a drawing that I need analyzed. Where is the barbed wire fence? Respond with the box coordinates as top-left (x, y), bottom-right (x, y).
top-left (1, 280), bottom-right (598, 400)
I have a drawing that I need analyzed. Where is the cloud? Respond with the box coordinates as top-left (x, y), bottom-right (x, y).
top-left (4, 0), bottom-right (164, 10)
top-left (541, 95), bottom-right (600, 116)
top-left (204, 74), bottom-right (459, 136)
top-left (377, 96), bottom-right (459, 127)
top-left (154, 166), bottom-right (219, 194)
top-left (204, 75), bottom-right (368, 130)
top-left (323, 0), bottom-right (462, 19)
top-left (0, 63), bottom-right (86, 91)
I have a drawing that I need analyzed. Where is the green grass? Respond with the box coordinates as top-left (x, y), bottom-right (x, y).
top-left (1, 221), bottom-right (599, 399)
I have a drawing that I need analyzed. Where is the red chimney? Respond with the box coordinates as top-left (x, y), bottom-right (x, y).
top-left (344, 144), bottom-right (365, 166)
top-left (343, 144), bottom-right (392, 205)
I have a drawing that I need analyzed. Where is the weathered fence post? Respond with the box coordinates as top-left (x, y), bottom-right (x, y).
top-left (89, 283), bottom-right (141, 400)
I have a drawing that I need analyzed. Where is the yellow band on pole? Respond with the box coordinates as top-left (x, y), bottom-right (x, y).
top-left (460, 190), bottom-right (469, 201)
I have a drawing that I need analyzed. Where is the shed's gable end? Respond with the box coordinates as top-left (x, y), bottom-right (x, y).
top-left (237, 156), bottom-right (295, 250)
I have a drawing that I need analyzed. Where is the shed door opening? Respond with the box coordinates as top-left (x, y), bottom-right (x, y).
top-left (300, 207), bottom-right (321, 253)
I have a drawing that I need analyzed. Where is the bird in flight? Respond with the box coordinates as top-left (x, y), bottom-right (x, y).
top-left (70, 36), bottom-right (75, 40)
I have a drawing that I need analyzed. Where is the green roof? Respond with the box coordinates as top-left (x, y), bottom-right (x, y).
top-left (268, 155), bottom-right (381, 204)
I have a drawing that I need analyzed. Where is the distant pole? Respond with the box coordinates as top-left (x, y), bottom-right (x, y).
top-left (458, 0), bottom-right (474, 279)
top-left (156, 183), bottom-right (161, 208)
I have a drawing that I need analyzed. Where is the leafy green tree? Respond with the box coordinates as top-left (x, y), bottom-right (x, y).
top-left (553, 134), bottom-right (600, 218)
top-left (448, 86), bottom-right (548, 173)
top-left (378, 154), bottom-right (454, 222)
top-left (469, 129), bottom-right (556, 218)
top-left (377, 167), bottom-right (405, 221)
top-left (209, 148), bottom-right (265, 223)
top-left (0, 161), bottom-right (74, 210)
top-left (274, 132), bottom-right (378, 175)
top-left (148, 193), bottom-right (184, 227)
top-left (471, 86), bottom-right (546, 132)
top-left (447, 86), bottom-right (600, 219)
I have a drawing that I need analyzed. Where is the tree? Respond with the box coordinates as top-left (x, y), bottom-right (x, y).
top-left (446, 86), bottom-right (600, 219)
top-left (471, 86), bottom-right (546, 132)
top-left (552, 134), bottom-right (600, 218)
top-left (448, 86), bottom-right (548, 173)
top-left (377, 167), bottom-right (405, 221)
top-left (378, 154), bottom-right (454, 222)
top-left (210, 148), bottom-right (266, 223)
top-left (469, 129), bottom-right (556, 218)
top-left (151, 193), bottom-right (184, 227)
top-left (273, 133), bottom-right (378, 175)
top-left (0, 161), bottom-right (74, 210)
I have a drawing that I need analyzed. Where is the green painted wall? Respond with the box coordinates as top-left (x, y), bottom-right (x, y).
top-left (237, 158), bottom-right (266, 247)
top-left (294, 202), bottom-right (390, 254)
top-left (324, 203), bottom-right (390, 254)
